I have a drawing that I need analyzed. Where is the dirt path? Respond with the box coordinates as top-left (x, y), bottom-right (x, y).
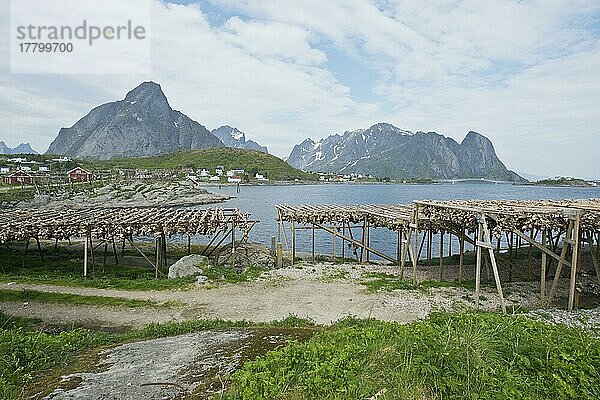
top-left (0, 262), bottom-right (542, 329)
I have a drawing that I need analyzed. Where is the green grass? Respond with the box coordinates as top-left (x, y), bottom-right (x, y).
top-left (361, 272), bottom-right (476, 292)
top-left (0, 289), bottom-right (173, 308)
top-left (225, 311), bottom-right (600, 399)
top-left (0, 245), bottom-right (197, 291)
top-left (86, 148), bottom-right (318, 182)
top-left (0, 311), bottom-right (318, 400)
top-left (0, 187), bottom-right (36, 203)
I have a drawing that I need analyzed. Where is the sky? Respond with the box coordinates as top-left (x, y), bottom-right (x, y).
top-left (1, 0), bottom-right (599, 178)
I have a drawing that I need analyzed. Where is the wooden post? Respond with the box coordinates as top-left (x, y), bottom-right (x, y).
top-left (366, 222), bottom-right (370, 263)
top-left (291, 221), bottom-right (295, 265)
top-left (508, 232), bottom-right (513, 282)
top-left (277, 242), bottom-right (283, 267)
top-left (83, 235), bottom-right (88, 278)
top-left (540, 230), bottom-right (547, 305)
top-left (112, 237), bottom-right (119, 265)
top-left (527, 228), bottom-right (533, 280)
top-left (155, 236), bottom-right (160, 279)
top-left (458, 226), bottom-right (465, 283)
top-left (360, 218), bottom-right (366, 263)
top-left (231, 223), bottom-right (236, 269)
top-left (547, 222), bottom-right (573, 308)
top-left (475, 222), bottom-right (483, 309)
top-left (271, 236), bottom-right (276, 256)
top-left (397, 229), bottom-right (401, 267)
top-left (439, 230), bottom-right (444, 280)
top-left (427, 230), bottom-right (432, 267)
top-left (400, 229), bottom-right (409, 280)
top-left (342, 225), bottom-right (345, 261)
top-left (412, 205), bottom-right (419, 284)
top-left (88, 231), bottom-right (95, 277)
top-left (568, 212), bottom-right (581, 311)
top-left (187, 235), bottom-right (191, 255)
top-left (481, 216), bottom-right (506, 313)
top-left (22, 237), bottom-right (30, 269)
top-left (333, 223), bottom-right (337, 263)
top-left (35, 237), bottom-right (44, 261)
top-left (585, 231), bottom-right (600, 283)
top-left (312, 226), bottom-right (315, 263)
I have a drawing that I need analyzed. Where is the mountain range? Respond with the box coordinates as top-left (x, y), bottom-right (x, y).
top-left (43, 81), bottom-right (522, 181)
top-left (46, 82), bottom-right (268, 159)
top-left (0, 141), bottom-right (38, 155)
top-left (211, 126), bottom-right (268, 153)
top-left (287, 123), bottom-right (523, 182)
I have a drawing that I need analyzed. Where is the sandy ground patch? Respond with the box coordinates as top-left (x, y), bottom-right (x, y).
top-left (0, 262), bottom-right (546, 329)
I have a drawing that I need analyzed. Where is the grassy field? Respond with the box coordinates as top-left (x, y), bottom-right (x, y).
top-left (0, 289), bottom-right (174, 308)
top-left (225, 311), bottom-right (600, 400)
top-left (0, 243), bottom-right (199, 291)
top-left (0, 311), bottom-right (316, 400)
top-left (85, 148), bottom-right (317, 181)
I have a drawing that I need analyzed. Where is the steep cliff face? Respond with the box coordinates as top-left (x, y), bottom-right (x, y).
top-left (211, 125), bottom-right (268, 153)
top-left (47, 82), bottom-right (223, 159)
top-left (287, 123), bottom-right (523, 181)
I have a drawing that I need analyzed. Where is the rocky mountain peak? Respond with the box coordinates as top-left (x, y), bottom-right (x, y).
top-left (46, 82), bottom-right (223, 159)
top-left (123, 81), bottom-right (169, 108)
top-left (0, 141), bottom-right (38, 154)
top-left (211, 125), bottom-right (268, 153)
top-left (287, 124), bottom-right (523, 182)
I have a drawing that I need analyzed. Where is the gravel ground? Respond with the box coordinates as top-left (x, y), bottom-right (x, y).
top-left (0, 261), bottom-right (550, 329)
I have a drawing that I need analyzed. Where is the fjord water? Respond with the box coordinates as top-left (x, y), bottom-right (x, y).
top-left (204, 182), bottom-right (600, 260)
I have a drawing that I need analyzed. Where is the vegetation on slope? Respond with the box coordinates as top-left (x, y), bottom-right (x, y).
top-left (226, 311), bottom-right (600, 399)
top-left (535, 176), bottom-right (594, 187)
top-left (86, 148), bottom-right (317, 181)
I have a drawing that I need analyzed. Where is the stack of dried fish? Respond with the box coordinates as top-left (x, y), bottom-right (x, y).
top-left (0, 207), bottom-right (253, 243)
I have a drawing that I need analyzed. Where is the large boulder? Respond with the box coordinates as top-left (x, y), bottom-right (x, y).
top-left (168, 254), bottom-right (207, 279)
top-left (217, 242), bottom-right (276, 271)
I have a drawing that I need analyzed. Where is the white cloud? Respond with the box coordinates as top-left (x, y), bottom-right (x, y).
top-left (1, 0), bottom-right (599, 178)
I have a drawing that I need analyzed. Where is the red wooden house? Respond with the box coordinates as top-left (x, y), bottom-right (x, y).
top-left (67, 167), bottom-right (93, 182)
top-left (2, 170), bottom-right (33, 185)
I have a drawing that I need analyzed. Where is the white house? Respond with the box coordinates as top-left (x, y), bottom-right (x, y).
top-left (227, 169), bottom-right (245, 177)
top-left (38, 165), bottom-right (50, 172)
top-left (209, 176), bottom-right (221, 182)
top-left (228, 175), bottom-right (242, 183)
top-left (255, 173), bottom-right (268, 182)
top-left (0, 166), bottom-right (10, 174)
top-left (20, 166), bottom-right (32, 171)
top-left (215, 166), bottom-right (224, 176)
top-left (199, 169), bottom-right (210, 177)
top-left (7, 157), bottom-right (27, 163)
top-left (51, 156), bottom-right (72, 162)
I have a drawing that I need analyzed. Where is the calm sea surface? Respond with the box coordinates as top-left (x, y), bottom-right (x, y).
top-left (198, 182), bottom-right (600, 260)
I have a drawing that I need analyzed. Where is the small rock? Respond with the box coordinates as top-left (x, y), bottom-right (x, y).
top-left (168, 254), bottom-right (207, 279)
top-left (196, 275), bottom-right (208, 284)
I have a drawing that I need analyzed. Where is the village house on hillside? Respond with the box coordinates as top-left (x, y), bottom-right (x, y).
top-left (67, 167), bottom-right (93, 182)
top-left (2, 170), bottom-right (33, 185)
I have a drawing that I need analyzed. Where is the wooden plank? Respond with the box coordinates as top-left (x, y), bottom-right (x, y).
top-left (547, 221), bottom-right (574, 308)
top-left (540, 230), bottom-right (547, 304)
top-left (568, 213), bottom-right (581, 311)
top-left (475, 222), bottom-right (483, 309)
top-left (512, 228), bottom-right (572, 268)
top-left (481, 215), bottom-right (506, 314)
top-left (313, 222), bottom-right (396, 263)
